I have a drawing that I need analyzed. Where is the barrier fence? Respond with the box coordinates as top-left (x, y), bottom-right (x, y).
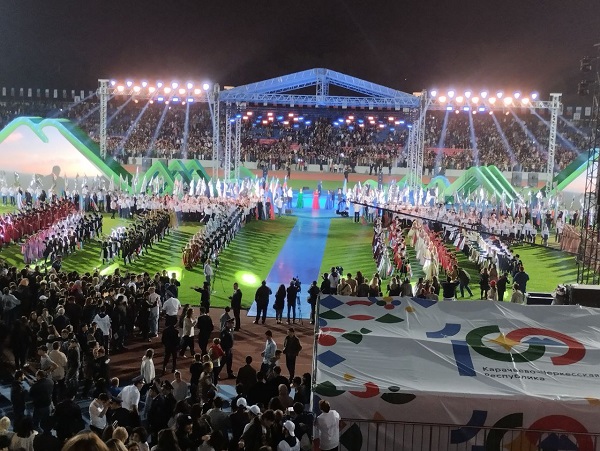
top-left (340, 418), bottom-right (600, 450)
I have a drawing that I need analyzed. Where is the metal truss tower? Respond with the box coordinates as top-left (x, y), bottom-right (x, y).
top-left (208, 84), bottom-right (221, 180)
top-left (223, 105), bottom-right (232, 182)
top-left (97, 79), bottom-right (110, 159)
top-left (545, 93), bottom-right (562, 193)
top-left (406, 91), bottom-right (428, 193)
top-left (577, 45), bottom-right (600, 284)
top-left (234, 103), bottom-right (242, 181)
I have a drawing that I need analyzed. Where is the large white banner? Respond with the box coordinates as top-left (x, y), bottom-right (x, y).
top-left (314, 296), bottom-right (600, 450)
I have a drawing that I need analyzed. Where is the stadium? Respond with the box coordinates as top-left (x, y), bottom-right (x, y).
top-left (0, 3), bottom-right (600, 450)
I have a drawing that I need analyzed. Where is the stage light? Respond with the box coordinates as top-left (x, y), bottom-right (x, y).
top-left (388, 116), bottom-right (394, 121)
top-left (298, 117), bottom-right (304, 121)
top-left (202, 83), bottom-right (210, 91)
top-left (464, 90), bottom-right (472, 98)
top-left (463, 106), bottom-right (470, 111)
top-left (456, 96), bottom-right (464, 104)
top-left (503, 97), bottom-right (512, 106)
top-left (283, 120), bottom-right (289, 125)
top-left (133, 86), bottom-right (141, 93)
top-left (288, 113), bottom-right (294, 117)
top-left (117, 85), bottom-right (125, 92)
top-left (134, 99), bottom-right (138, 104)
top-left (305, 121), bottom-right (311, 125)
top-left (157, 81), bottom-right (164, 88)
top-left (471, 96), bottom-right (479, 104)
top-left (157, 96), bottom-right (164, 102)
top-left (164, 87), bottom-right (172, 94)
top-left (268, 117), bottom-right (274, 121)
top-left (172, 97), bottom-right (180, 102)
top-left (348, 115), bottom-right (354, 120)
top-left (293, 117), bottom-right (299, 122)
top-left (247, 112), bottom-right (253, 116)
top-left (513, 91), bottom-right (521, 99)
top-left (496, 91), bottom-right (503, 99)
top-left (489, 97), bottom-right (497, 105)
top-left (346, 119), bottom-right (351, 123)
top-left (242, 116), bottom-right (248, 120)
top-left (438, 95), bottom-right (447, 103)
top-left (521, 97), bottom-right (530, 105)
top-left (194, 88), bottom-right (202, 95)
top-left (531, 92), bottom-right (539, 100)
top-left (149, 100), bottom-right (154, 104)
top-left (267, 112), bottom-right (273, 116)
top-left (394, 120), bottom-right (401, 125)
top-left (446, 106), bottom-right (453, 111)
top-left (480, 91), bottom-right (488, 99)
top-left (430, 90), bottom-right (438, 97)
top-left (455, 110), bottom-right (459, 114)
top-left (368, 116), bottom-right (374, 120)
top-left (399, 120), bottom-right (405, 124)
top-left (186, 82), bottom-right (193, 90)
top-left (171, 82), bottom-right (179, 89)
top-left (379, 124), bottom-right (385, 128)
top-left (277, 116), bottom-right (284, 121)
top-left (110, 80), bottom-right (116, 86)
top-left (141, 81), bottom-right (148, 88)
top-left (126, 80), bottom-right (133, 87)
top-left (187, 98), bottom-right (194, 103)
top-left (262, 120), bottom-right (268, 124)
top-left (447, 90), bottom-right (455, 98)
top-left (178, 88), bottom-right (186, 95)
top-left (230, 118), bottom-right (236, 123)
top-left (148, 87), bottom-right (156, 93)
top-left (369, 120), bottom-right (375, 124)
top-left (478, 107), bottom-right (486, 112)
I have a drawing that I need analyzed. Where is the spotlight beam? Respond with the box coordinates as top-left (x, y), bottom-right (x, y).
top-left (108, 96), bottom-right (134, 125)
top-left (147, 102), bottom-right (171, 156)
top-left (531, 110), bottom-right (582, 156)
top-left (467, 108), bottom-right (480, 166)
top-left (117, 98), bottom-right (153, 155)
top-left (181, 100), bottom-right (191, 159)
top-left (434, 110), bottom-right (451, 169)
top-left (489, 112), bottom-right (518, 168)
top-left (51, 91), bottom-right (97, 118)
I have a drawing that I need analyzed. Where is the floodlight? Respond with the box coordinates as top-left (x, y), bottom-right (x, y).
top-left (126, 80), bottom-right (133, 87)
top-left (430, 90), bottom-right (438, 97)
top-left (359, 123), bottom-right (364, 127)
top-left (283, 121), bottom-right (289, 125)
top-left (194, 88), bottom-right (202, 95)
top-left (513, 92), bottom-right (521, 99)
top-left (346, 119), bottom-right (351, 123)
top-left (288, 113), bottom-right (294, 117)
top-left (247, 112), bottom-right (253, 116)
top-left (521, 98), bottom-right (530, 105)
top-left (117, 85), bottom-right (125, 92)
top-left (489, 97), bottom-right (497, 105)
top-left (148, 87), bottom-right (156, 93)
top-left (171, 82), bottom-right (179, 89)
top-left (464, 91), bottom-right (472, 98)
top-left (268, 117), bottom-right (274, 121)
top-left (141, 81), bottom-right (148, 88)
top-left (448, 90), bottom-right (455, 98)
top-left (503, 97), bottom-right (512, 106)
top-left (531, 92), bottom-right (539, 100)
top-left (463, 106), bottom-right (470, 111)
top-left (178, 88), bottom-right (186, 95)
top-left (367, 116), bottom-right (374, 120)
top-left (446, 106), bottom-right (453, 111)
top-left (293, 117), bottom-right (299, 122)
top-left (471, 96), bottom-right (479, 104)
top-left (348, 115), bottom-right (354, 120)
top-left (242, 115), bottom-right (248, 120)
top-left (157, 81), bottom-right (164, 88)
top-left (480, 91), bottom-right (488, 99)
top-left (187, 98), bottom-right (194, 103)
top-left (202, 83), bottom-right (210, 91)
top-left (157, 96), bottom-right (164, 102)
top-left (379, 124), bottom-right (385, 128)
top-left (496, 91), bottom-right (503, 99)
top-left (133, 86), bottom-right (141, 93)
top-left (305, 120), bottom-right (311, 125)
top-left (164, 87), bottom-right (172, 94)
top-left (186, 82), bottom-right (193, 90)
top-left (172, 97), bottom-right (180, 102)
top-left (388, 116), bottom-right (394, 121)
top-left (395, 120), bottom-right (401, 125)
top-left (267, 112), bottom-right (273, 116)
top-left (478, 107), bottom-right (485, 112)
top-left (438, 96), bottom-right (447, 103)
top-left (110, 80), bottom-right (117, 86)
top-left (456, 96), bottom-right (464, 104)
top-left (399, 120), bottom-right (405, 124)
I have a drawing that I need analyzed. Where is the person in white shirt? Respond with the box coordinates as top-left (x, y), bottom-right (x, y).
top-left (204, 261), bottom-right (214, 286)
top-left (162, 295), bottom-right (181, 327)
top-left (119, 376), bottom-right (144, 412)
top-left (140, 349), bottom-right (155, 385)
top-left (89, 393), bottom-right (110, 434)
top-left (148, 287), bottom-right (161, 337)
top-left (92, 305), bottom-right (112, 352)
top-left (172, 371), bottom-right (189, 402)
top-left (278, 420), bottom-right (300, 451)
top-left (314, 400), bottom-right (340, 451)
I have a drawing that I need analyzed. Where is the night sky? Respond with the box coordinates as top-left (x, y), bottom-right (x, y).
top-left (0, 0), bottom-right (598, 102)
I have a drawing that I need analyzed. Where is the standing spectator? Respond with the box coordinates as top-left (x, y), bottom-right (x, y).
top-left (179, 309), bottom-right (196, 358)
top-left (286, 280), bottom-right (300, 324)
top-left (273, 285), bottom-right (286, 325)
top-left (236, 355), bottom-right (257, 396)
top-left (208, 337), bottom-right (225, 383)
top-left (93, 306), bottom-right (112, 352)
top-left (29, 370), bottom-right (54, 431)
top-left (220, 319), bottom-right (236, 379)
top-left (89, 393), bottom-right (110, 436)
top-left (118, 375), bottom-right (144, 413)
top-left (53, 391), bottom-right (84, 443)
top-left (229, 282), bottom-right (243, 331)
top-left (278, 420), bottom-right (300, 451)
top-left (32, 416), bottom-right (61, 451)
top-left (513, 266), bottom-right (530, 294)
top-left (496, 273), bottom-right (509, 302)
top-left (162, 293), bottom-right (181, 328)
top-left (171, 370), bottom-right (188, 402)
top-left (147, 287), bottom-right (161, 338)
top-left (254, 280), bottom-right (272, 325)
top-left (140, 349), bottom-right (156, 386)
top-left (457, 266), bottom-right (473, 298)
top-left (49, 341), bottom-right (67, 402)
top-left (192, 282), bottom-right (211, 313)
top-left (161, 322), bottom-right (179, 374)
top-left (203, 260), bottom-right (214, 287)
top-left (511, 283), bottom-right (525, 304)
top-left (261, 330), bottom-right (277, 374)
top-left (313, 400), bottom-right (340, 451)
top-left (189, 354), bottom-right (203, 399)
top-left (9, 416), bottom-right (37, 451)
top-left (479, 268), bottom-right (490, 300)
top-left (196, 307), bottom-right (213, 356)
top-left (282, 328), bottom-right (302, 381)
top-left (307, 281), bottom-right (320, 325)
top-left (11, 370), bottom-right (27, 427)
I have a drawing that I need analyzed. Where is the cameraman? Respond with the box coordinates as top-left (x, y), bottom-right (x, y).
top-left (286, 279), bottom-right (301, 324)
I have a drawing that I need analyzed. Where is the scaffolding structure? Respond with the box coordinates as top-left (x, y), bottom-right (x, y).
top-left (577, 44), bottom-right (600, 284)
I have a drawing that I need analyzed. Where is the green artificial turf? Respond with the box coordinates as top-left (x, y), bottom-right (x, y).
top-left (320, 217), bottom-right (378, 281)
top-left (511, 244), bottom-right (578, 292)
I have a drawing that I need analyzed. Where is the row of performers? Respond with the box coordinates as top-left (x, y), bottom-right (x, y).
top-left (21, 212), bottom-right (103, 264)
top-left (183, 205), bottom-right (245, 270)
top-left (101, 210), bottom-right (171, 265)
top-left (0, 200), bottom-right (75, 246)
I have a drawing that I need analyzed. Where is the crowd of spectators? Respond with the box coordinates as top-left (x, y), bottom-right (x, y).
top-left (0, 98), bottom-right (592, 173)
